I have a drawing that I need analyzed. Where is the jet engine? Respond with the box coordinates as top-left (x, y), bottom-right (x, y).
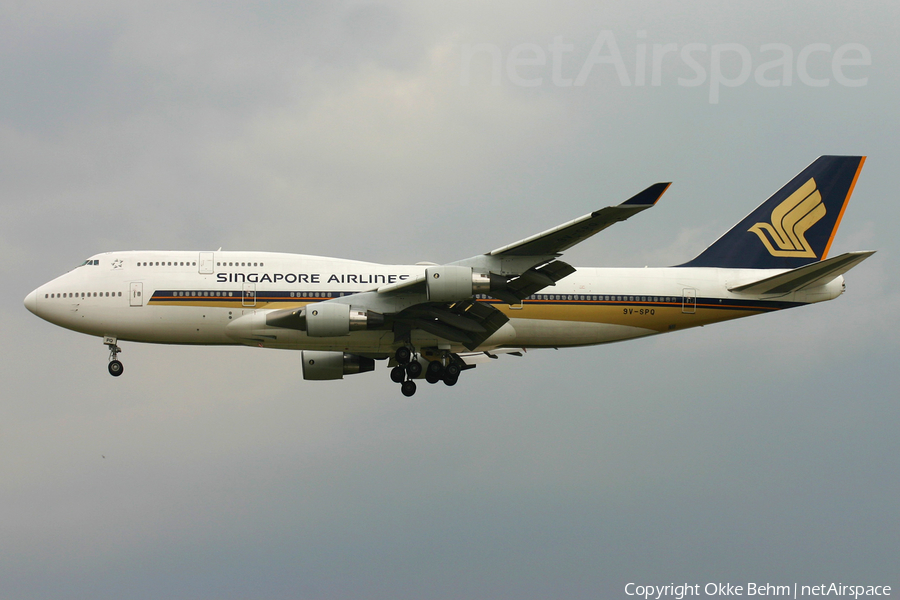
top-left (425, 266), bottom-right (490, 303)
top-left (301, 351), bottom-right (375, 380)
top-left (304, 303), bottom-right (385, 337)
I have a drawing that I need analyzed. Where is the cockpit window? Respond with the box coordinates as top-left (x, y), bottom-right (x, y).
top-left (78, 259), bottom-right (100, 267)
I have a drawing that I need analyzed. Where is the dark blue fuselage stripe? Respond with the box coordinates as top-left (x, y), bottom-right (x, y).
top-left (148, 290), bottom-right (802, 312)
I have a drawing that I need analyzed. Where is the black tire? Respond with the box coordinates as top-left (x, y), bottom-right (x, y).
top-left (425, 371), bottom-right (441, 384)
top-left (108, 360), bottom-right (124, 377)
top-left (442, 372), bottom-right (459, 386)
top-left (426, 360), bottom-right (444, 377)
top-left (395, 346), bottom-right (411, 365)
top-left (390, 365), bottom-right (406, 383)
top-left (445, 362), bottom-right (461, 378)
top-left (406, 360), bottom-right (423, 379)
top-left (401, 380), bottom-right (417, 397)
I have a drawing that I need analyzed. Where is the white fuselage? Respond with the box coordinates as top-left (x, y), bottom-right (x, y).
top-left (25, 251), bottom-right (843, 356)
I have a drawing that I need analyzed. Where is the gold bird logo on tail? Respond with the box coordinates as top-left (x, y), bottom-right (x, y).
top-left (748, 177), bottom-right (825, 258)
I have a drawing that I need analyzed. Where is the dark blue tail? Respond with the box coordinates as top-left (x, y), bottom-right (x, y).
top-left (681, 156), bottom-right (865, 269)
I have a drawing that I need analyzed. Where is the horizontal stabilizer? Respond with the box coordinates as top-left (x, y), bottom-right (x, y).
top-left (489, 182), bottom-right (670, 257)
top-left (728, 251), bottom-right (875, 295)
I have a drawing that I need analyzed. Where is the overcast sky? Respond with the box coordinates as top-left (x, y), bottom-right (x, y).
top-left (2, 1), bottom-right (899, 599)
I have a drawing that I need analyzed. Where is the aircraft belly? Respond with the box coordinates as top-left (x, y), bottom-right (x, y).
top-left (508, 318), bottom-right (655, 347)
top-left (254, 330), bottom-right (396, 353)
top-left (493, 301), bottom-right (780, 348)
top-left (114, 306), bottom-right (233, 344)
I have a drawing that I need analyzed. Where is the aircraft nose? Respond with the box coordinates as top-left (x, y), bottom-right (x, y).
top-left (24, 289), bottom-right (38, 315)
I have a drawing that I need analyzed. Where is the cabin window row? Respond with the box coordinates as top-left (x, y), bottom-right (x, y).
top-left (46, 292), bottom-right (123, 299)
top-left (166, 291), bottom-right (336, 298)
top-left (172, 291), bottom-right (234, 297)
top-left (290, 292), bottom-right (334, 298)
top-left (138, 261), bottom-right (197, 267)
top-left (217, 262), bottom-right (264, 267)
top-left (473, 293), bottom-right (682, 303)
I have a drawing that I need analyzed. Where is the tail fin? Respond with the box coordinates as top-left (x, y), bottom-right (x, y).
top-left (681, 156), bottom-right (865, 269)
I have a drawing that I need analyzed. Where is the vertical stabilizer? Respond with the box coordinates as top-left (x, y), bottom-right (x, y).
top-left (681, 156), bottom-right (865, 269)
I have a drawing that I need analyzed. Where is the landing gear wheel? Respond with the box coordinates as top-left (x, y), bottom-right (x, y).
top-left (108, 360), bottom-right (124, 377)
top-left (406, 360), bottom-right (423, 379)
top-left (442, 372), bottom-right (459, 386)
top-left (445, 362), bottom-right (461, 378)
top-left (390, 365), bottom-right (406, 383)
top-left (395, 346), bottom-right (411, 365)
top-left (401, 380), bottom-right (417, 397)
top-left (105, 340), bottom-right (123, 377)
top-left (425, 361), bottom-right (444, 384)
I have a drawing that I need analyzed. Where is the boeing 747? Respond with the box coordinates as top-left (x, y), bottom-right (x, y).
top-left (24, 156), bottom-right (873, 396)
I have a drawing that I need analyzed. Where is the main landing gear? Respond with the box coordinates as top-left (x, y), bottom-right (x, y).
top-left (389, 346), bottom-right (464, 397)
top-left (104, 337), bottom-right (124, 377)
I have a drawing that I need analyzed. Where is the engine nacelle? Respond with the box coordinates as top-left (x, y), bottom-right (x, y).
top-left (301, 351), bottom-right (375, 380)
top-left (305, 303), bottom-right (384, 337)
top-left (425, 266), bottom-right (490, 303)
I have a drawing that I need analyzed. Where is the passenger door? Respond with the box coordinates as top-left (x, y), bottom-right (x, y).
top-left (199, 252), bottom-right (215, 274)
top-left (682, 288), bottom-right (697, 314)
top-left (130, 282), bottom-right (144, 307)
top-left (242, 283), bottom-right (256, 307)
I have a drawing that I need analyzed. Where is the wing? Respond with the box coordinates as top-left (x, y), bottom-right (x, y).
top-left (261, 294), bottom-right (510, 351)
top-left (487, 182), bottom-right (670, 256)
top-left (375, 181), bottom-right (671, 299)
top-left (446, 181), bottom-right (671, 304)
top-left (256, 183), bottom-right (669, 351)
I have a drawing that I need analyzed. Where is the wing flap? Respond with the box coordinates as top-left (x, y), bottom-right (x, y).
top-left (457, 348), bottom-right (527, 366)
top-left (393, 299), bottom-right (510, 350)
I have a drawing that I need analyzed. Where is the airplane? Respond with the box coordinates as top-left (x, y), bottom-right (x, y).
top-left (24, 156), bottom-right (874, 397)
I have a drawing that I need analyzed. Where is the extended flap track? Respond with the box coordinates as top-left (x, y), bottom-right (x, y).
top-left (393, 299), bottom-right (510, 351)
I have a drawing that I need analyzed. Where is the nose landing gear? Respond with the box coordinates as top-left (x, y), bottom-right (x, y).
top-left (104, 337), bottom-right (124, 377)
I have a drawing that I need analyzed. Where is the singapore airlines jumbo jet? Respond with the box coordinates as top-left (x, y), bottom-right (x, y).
top-left (25, 156), bottom-right (873, 396)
